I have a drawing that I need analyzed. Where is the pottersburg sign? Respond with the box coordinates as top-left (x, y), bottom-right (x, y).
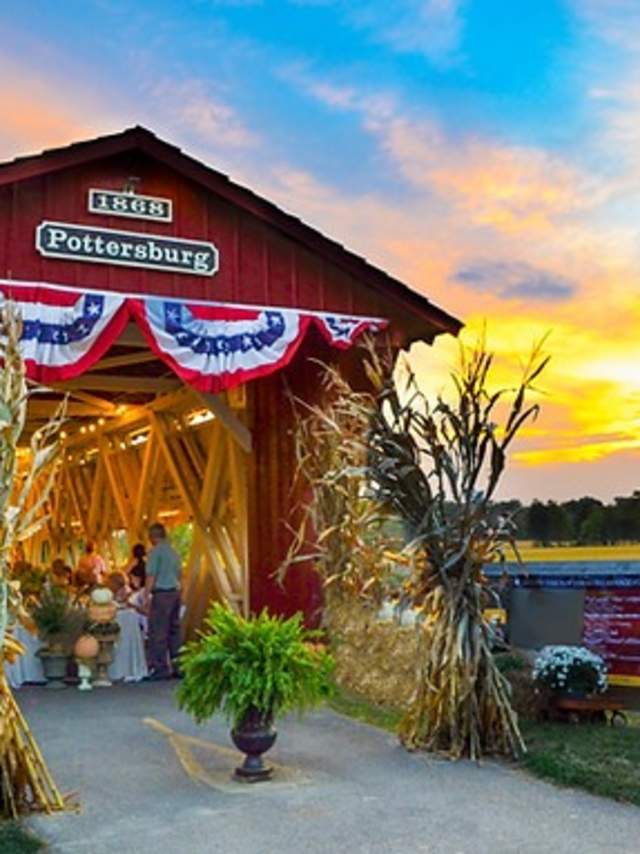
top-left (35, 221), bottom-right (219, 277)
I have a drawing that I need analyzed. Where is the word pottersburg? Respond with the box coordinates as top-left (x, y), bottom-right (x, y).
top-left (35, 220), bottom-right (219, 277)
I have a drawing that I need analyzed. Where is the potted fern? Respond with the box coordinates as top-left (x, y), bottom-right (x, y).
top-left (177, 603), bottom-right (334, 781)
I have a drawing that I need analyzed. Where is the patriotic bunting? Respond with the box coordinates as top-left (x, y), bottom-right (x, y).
top-left (0, 280), bottom-right (386, 393)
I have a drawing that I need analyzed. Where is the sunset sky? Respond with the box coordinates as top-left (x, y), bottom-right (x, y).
top-left (2, 1), bottom-right (640, 502)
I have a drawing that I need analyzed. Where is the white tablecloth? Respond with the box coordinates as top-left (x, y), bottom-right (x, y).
top-left (108, 607), bottom-right (148, 683)
top-left (4, 624), bottom-right (45, 688)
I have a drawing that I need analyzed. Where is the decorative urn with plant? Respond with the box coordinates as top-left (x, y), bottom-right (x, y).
top-left (533, 645), bottom-right (608, 699)
top-left (32, 587), bottom-right (86, 688)
top-left (177, 603), bottom-right (335, 782)
top-left (86, 587), bottom-right (120, 687)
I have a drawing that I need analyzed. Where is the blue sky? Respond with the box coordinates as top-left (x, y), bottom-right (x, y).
top-left (3, 0), bottom-right (640, 500)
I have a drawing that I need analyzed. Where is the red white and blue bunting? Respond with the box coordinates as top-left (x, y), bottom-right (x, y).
top-left (0, 280), bottom-right (387, 393)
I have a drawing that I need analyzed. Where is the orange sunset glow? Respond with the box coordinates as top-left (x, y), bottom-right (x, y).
top-left (2, 2), bottom-right (640, 502)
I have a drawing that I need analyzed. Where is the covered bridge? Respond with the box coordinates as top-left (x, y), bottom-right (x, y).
top-left (0, 126), bottom-right (461, 632)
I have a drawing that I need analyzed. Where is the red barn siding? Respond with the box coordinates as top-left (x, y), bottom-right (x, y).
top-left (0, 129), bottom-right (462, 623)
top-left (0, 151), bottom-right (449, 345)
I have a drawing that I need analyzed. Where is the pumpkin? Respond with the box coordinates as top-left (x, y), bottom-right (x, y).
top-left (74, 634), bottom-right (99, 659)
top-left (91, 587), bottom-right (114, 605)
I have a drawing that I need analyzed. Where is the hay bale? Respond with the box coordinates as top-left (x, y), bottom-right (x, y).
top-left (329, 601), bottom-right (419, 709)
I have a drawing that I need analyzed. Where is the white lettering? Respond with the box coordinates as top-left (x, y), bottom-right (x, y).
top-left (46, 227), bottom-right (68, 249)
top-left (194, 251), bottom-right (211, 272)
top-left (37, 221), bottom-right (217, 276)
top-left (148, 241), bottom-right (163, 262)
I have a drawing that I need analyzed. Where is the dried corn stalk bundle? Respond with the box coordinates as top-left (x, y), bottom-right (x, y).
top-left (279, 347), bottom-right (401, 615)
top-left (364, 339), bottom-right (548, 759)
top-left (0, 302), bottom-right (66, 817)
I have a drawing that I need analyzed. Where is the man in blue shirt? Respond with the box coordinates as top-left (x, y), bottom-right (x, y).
top-left (144, 522), bottom-right (182, 680)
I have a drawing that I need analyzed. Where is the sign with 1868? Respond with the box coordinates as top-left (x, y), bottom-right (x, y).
top-left (35, 221), bottom-right (219, 277)
top-left (88, 188), bottom-right (172, 222)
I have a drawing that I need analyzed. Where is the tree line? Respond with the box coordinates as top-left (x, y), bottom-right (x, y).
top-left (493, 491), bottom-right (640, 545)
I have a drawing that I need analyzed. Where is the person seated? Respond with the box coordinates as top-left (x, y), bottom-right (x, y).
top-left (75, 540), bottom-right (107, 589)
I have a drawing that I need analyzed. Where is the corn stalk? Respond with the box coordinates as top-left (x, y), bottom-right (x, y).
top-left (0, 302), bottom-right (66, 817)
top-left (365, 338), bottom-right (548, 758)
top-left (282, 336), bottom-right (546, 760)
top-left (278, 349), bottom-right (400, 617)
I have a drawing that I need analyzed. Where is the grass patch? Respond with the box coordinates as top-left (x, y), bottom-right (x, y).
top-left (0, 822), bottom-right (45, 853)
top-left (329, 686), bottom-right (640, 806)
top-left (520, 717), bottom-right (640, 806)
top-left (328, 688), bottom-right (403, 733)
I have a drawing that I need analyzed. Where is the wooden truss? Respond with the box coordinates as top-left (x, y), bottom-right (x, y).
top-left (22, 383), bottom-right (250, 634)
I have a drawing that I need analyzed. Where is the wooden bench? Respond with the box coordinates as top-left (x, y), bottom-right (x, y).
top-left (548, 695), bottom-right (628, 726)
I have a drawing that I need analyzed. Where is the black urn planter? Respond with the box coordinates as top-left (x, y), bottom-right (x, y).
top-left (231, 708), bottom-right (277, 782)
top-left (37, 648), bottom-right (69, 690)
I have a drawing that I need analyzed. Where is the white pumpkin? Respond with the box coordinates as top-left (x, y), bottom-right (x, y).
top-left (91, 587), bottom-right (114, 605)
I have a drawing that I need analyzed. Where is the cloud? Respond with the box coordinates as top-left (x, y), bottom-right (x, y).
top-left (289, 71), bottom-right (605, 236)
top-left (345, 0), bottom-right (465, 67)
top-left (571, 0), bottom-right (640, 53)
top-left (452, 261), bottom-right (576, 301)
top-left (149, 79), bottom-right (258, 149)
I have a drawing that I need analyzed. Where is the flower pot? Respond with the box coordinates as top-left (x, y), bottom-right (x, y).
top-left (37, 649), bottom-right (69, 690)
top-left (231, 708), bottom-right (277, 782)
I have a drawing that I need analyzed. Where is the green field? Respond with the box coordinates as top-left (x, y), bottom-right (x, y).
top-left (507, 543), bottom-right (640, 562)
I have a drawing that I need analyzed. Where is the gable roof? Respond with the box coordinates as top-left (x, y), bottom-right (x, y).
top-left (0, 126), bottom-right (462, 337)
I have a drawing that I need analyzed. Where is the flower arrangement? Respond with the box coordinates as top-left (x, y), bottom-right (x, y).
top-left (533, 645), bottom-right (607, 696)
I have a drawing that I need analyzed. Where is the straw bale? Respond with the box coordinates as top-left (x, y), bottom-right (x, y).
top-left (328, 601), bottom-right (418, 709)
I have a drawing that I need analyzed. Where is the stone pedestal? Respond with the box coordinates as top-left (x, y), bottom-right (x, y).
top-left (93, 633), bottom-right (119, 687)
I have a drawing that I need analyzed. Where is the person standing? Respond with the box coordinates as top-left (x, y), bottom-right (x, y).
top-left (144, 522), bottom-right (182, 680)
top-left (75, 540), bottom-right (107, 589)
top-left (128, 543), bottom-right (147, 591)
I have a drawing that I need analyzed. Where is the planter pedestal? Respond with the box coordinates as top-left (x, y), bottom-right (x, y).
top-left (76, 659), bottom-right (94, 691)
top-left (37, 650), bottom-right (69, 690)
top-left (93, 633), bottom-right (119, 687)
top-left (231, 721), bottom-right (277, 782)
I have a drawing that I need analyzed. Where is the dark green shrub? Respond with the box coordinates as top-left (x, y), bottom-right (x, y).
top-left (494, 652), bottom-right (528, 675)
